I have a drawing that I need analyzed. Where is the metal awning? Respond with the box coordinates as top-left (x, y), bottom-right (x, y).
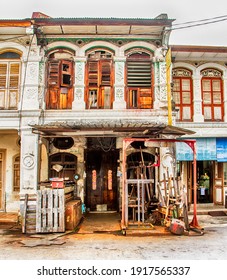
top-left (30, 120), bottom-right (195, 138)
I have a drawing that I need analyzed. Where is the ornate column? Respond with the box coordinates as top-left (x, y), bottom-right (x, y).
top-left (19, 116), bottom-right (40, 214)
top-left (72, 56), bottom-right (86, 110)
top-left (153, 61), bottom-right (168, 110)
top-left (113, 56), bottom-right (126, 109)
top-left (193, 71), bottom-right (204, 122)
top-left (20, 40), bottom-right (42, 110)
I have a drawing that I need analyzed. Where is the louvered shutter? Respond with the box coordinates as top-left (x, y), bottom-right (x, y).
top-left (48, 60), bottom-right (60, 87)
top-left (127, 61), bottom-right (151, 87)
top-left (9, 63), bottom-right (20, 108)
top-left (0, 63), bottom-right (7, 108)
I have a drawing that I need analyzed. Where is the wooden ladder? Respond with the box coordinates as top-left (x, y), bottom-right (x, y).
top-left (22, 194), bottom-right (36, 234)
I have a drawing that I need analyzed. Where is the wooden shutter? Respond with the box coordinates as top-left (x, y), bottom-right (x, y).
top-left (48, 60), bottom-right (60, 87)
top-left (101, 61), bottom-right (111, 86)
top-left (88, 61), bottom-right (98, 86)
top-left (127, 61), bottom-right (151, 87)
top-left (0, 63), bottom-right (7, 108)
top-left (9, 63), bottom-right (19, 108)
top-left (0, 62), bottom-right (20, 109)
top-left (61, 60), bottom-right (73, 87)
top-left (139, 89), bottom-right (152, 108)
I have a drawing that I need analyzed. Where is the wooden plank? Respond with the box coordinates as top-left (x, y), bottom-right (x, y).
top-left (36, 191), bottom-right (42, 233)
top-left (22, 194), bottom-right (28, 233)
top-left (57, 189), bottom-right (65, 232)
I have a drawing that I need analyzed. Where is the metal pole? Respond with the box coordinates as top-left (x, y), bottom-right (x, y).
top-left (121, 139), bottom-right (127, 229)
top-left (190, 141), bottom-right (200, 228)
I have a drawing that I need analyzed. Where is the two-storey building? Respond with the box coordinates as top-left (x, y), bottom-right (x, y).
top-left (1, 12), bottom-right (186, 215)
top-left (172, 45), bottom-right (227, 207)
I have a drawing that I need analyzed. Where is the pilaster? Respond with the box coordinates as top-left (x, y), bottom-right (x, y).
top-left (113, 56), bottom-right (126, 109)
top-left (20, 44), bottom-right (42, 110)
top-left (153, 61), bottom-right (168, 110)
top-left (72, 57), bottom-right (86, 110)
top-left (192, 73), bottom-right (204, 122)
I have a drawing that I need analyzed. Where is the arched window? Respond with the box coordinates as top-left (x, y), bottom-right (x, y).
top-left (85, 49), bottom-right (114, 109)
top-left (201, 68), bottom-right (224, 121)
top-left (126, 51), bottom-right (152, 109)
top-left (13, 155), bottom-right (20, 192)
top-left (46, 49), bottom-right (74, 109)
top-left (0, 51), bottom-right (21, 109)
top-left (49, 153), bottom-right (77, 181)
top-left (172, 68), bottom-right (193, 121)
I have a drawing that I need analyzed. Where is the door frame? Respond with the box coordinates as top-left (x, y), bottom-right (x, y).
top-left (213, 162), bottom-right (224, 205)
top-left (0, 149), bottom-right (6, 211)
top-left (85, 148), bottom-right (119, 211)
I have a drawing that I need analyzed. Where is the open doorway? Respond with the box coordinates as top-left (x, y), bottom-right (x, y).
top-left (85, 137), bottom-right (119, 211)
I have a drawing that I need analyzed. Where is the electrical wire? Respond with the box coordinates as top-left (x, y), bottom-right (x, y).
top-left (172, 14), bottom-right (227, 26)
top-left (170, 17), bottom-right (227, 31)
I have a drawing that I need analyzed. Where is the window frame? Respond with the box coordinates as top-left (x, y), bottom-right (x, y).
top-left (13, 154), bottom-right (20, 192)
top-left (172, 68), bottom-right (193, 122)
top-left (0, 53), bottom-right (21, 110)
top-left (85, 50), bottom-right (114, 109)
top-left (201, 69), bottom-right (224, 122)
top-left (46, 58), bottom-right (74, 109)
top-left (126, 52), bottom-right (153, 109)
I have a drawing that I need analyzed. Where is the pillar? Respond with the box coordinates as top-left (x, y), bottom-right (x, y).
top-left (113, 56), bottom-right (126, 109)
top-left (72, 57), bottom-right (86, 110)
top-left (192, 72), bottom-right (204, 122)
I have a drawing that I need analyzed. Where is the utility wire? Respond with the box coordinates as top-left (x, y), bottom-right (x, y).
top-left (172, 14), bottom-right (227, 26)
top-left (170, 17), bottom-right (227, 31)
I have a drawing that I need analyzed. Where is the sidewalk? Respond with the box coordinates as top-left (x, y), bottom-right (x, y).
top-left (188, 203), bottom-right (227, 215)
top-left (0, 203), bottom-right (226, 228)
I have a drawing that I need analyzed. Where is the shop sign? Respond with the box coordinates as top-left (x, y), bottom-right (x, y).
top-left (176, 138), bottom-right (217, 161)
top-left (176, 142), bottom-right (193, 161)
top-left (196, 138), bottom-right (216, 160)
top-left (216, 138), bottom-right (227, 162)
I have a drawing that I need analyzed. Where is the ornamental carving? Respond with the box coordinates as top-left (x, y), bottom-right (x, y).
top-left (201, 69), bottom-right (222, 77)
top-left (115, 62), bottom-right (124, 83)
top-left (26, 88), bottom-right (36, 99)
top-left (75, 88), bottom-right (83, 100)
top-left (159, 62), bottom-right (166, 84)
top-left (160, 86), bottom-right (167, 101)
top-left (39, 62), bottom-right (45, 84)
top-left (30, 48), bottom-right (38, 57)
top-left (172, 68), bottom-right (192, 77)
top-left (28, 63), bottom-right (37, 79)
top-left (194, 102), bottom-right (201, 114)
top-left (115, 88), bottom-right (124, 101)
top-left (76, 62), bottom-right (84, 82)
top-left (23, 154), bottom-right (35, 169)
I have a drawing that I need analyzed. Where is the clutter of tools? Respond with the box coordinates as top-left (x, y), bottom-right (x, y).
top-left (127, 150), bottom-right (194, 236)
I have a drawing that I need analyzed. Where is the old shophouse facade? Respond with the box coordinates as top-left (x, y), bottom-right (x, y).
top-left (1, 13), bottom-right (180, 213)
top-left (172, 45), bottom-right (227, 206)
top-left (0, 12), bottom-right (226, 216)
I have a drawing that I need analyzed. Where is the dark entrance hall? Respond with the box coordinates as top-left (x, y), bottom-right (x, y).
top-left (85, 137), bottom-right (119, 211)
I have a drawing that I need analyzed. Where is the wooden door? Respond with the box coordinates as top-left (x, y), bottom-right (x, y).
top-left (214, 162), bottom-right (224, 205)
top-left (0, 150), bottom-right (5, 210)
top-left (86, 150), bottom-right (119, 211)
